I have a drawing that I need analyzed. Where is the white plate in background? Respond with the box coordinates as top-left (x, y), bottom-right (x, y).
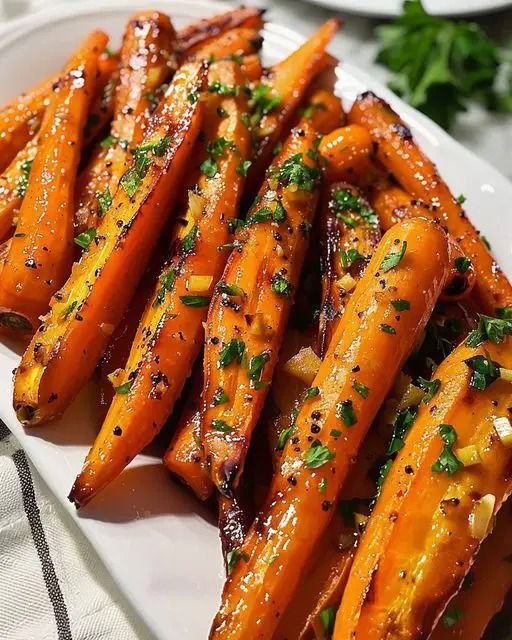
top-left (0, 1), bottom-right (511, 639)
top-left (305, 0), bottom-right (512, 17)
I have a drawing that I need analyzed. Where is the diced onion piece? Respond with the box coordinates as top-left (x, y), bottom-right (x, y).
top-left (499, 367), bottom-right (512, 382)
top-left (282, 347), bottom-right (321, 385)
top-left (187, 275), bottom-right (213, 293)
top-left (493, 416), bottom-right (512, 447)
top-left (337, 273), bottom-right (356, 292)
top-left (187, 191), bottom-right (204, 220)
top-left (397, 383), bottom-right (425, 411)
top-left (455, 445), bottom-right (481, 467)
top-left (249, 313), bottom-right (273, 338)
top-left (470, 494), bottom-right (495, 540)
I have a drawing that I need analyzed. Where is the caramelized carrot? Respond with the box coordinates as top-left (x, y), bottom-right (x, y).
top-left (301, 89), bottom-right (344, 135)
top-left (0, 31), bottom-right (108, 332)
top-left (68, 60), bottom-right (249, 506)
top-left (318, 182), bottom-right (381, 357)
top-left (334, 331), bottom-right (512, 640)
top-left (245, 19), bottom-right (339, 196)
top-left (318, 125), bottom-right (373, 183)
top-left (13, 60), bottom-right (205, 426)
top-left (182, 27), bottom-right (262, 63)
top-left (240, 54), bottom-right (263, 83)
top-left (430, 499), bottom-right (512, 640)
top-left (210, 218), bottom-right (454, 639)
top-left (349, 91), bottom-right (512, 314)
top-left (75, 12), bottom-right (176, 234)
top-left (370, 181), bottom-right (432, 230)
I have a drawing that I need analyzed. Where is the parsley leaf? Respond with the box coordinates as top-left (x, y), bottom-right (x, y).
top-left (332, 188), bottom-right (379, 226)
top-left (304, 440), bottom-right (335, 469)
top-left (464, 353), bottom-right (501, 390)
top-left (442, 604), bottom-right (464, 629)
top-left (388, 407), bottom-right (417, 455)
top-left (431, 424), bottom-right (463, 475)
top-left (454, 256), bottom-right (472, 273)
top-left (74, 227), bottom-right (97, 251)
top-left (199, 157), bottom-right (218, 178)
top-left (211, 388), bottom-right (229, 406)
top-left (276, 426), bottom-right (294, 450)
top-left (275, 153), bottom-right (321, 192)
top-left (153, 268), bottom-right (177, 307)
top-left (115, 379), bottom-right (133, 394)
top-left (416, 377), bottom-right (441, 403)
top-left (466, 314), bottom-right (512, 347)
top-left (352, 381), bottom-right (370, 399)
top-left (392, 299), bottom-right (410, 311)
top-left (218, 338), bottom-right (245, 368)
top-left (179, 295), bottom-right (210, 307)
top-left (247, 350), bottom-right (271, 389)
top-left (380, 240), bottom-right (407, 272)
top-left (212, 419), bottom-right (232, 433)
top-left (320, 607), bottom-right (336, 636)
top-left (17, 159), bottom-right (33, 198)
top-left (98, 186), bottom-right (112, 215)
top-left (337, 399), bottom-right (357, 426)
top-left (271, 272), bottom-right (292, 297)
top-left (339, 248), bottom-right (364, 269)
top-left (226, 548), bottom-right (248, 575)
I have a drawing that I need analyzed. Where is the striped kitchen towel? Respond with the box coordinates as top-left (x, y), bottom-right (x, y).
top-left (0, 420), bottom-right (147, 640)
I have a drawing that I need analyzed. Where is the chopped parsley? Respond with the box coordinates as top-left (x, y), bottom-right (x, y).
top-left (211, 388), bottom-right (229, 406)
top-left (388, 407), bottom-right (417, 455)
top-left (305, 386), bottom-right (320, 400)
top-left (442, 604), bottom-right (464, 628)
top-left (208, 81), bottom-right (239, 96)
top-left (74, 227), bottom-right (97, 251)
top-left (304, 440), bottom-right (335, 468)
top-left (319, 606), bottom-right (336, 636)
top-left (237, 159), bottom-right (252, 176)
top-left (212, 419), bottom-right (232, 433)
top-left (416, 377), bottom-right (441, 403)
top-left (466, 314), bottom-right (512, 347)
top-left (352, 381), bottom-right (370, 399)
top-left (380, 240), bottom-right (407, 272)
top-left (207, 137), bottom-right (236, 158)
top-left (182, 224), bottom-right (198, 254)
top-left (249, 83), bottom-right (281, 127)
top-left (199, 157), bottom-right (218, 178)
top-left (454, 256), bottom-right (472, 273)
top-left (276, 426), bottom-right (294, 450)
top-left (337, 399), bottom-right (357, 426)
top-left (62, 300), bottom-right (78, 320)
top-left (98, 186), bottom-right (112, 215)
top-left (217, 282), bottom-right (245, 297)
top-left (431, 424), bottom-right (463, 475)
top-left (271, 273), bottom-right (292, 297)
top-left (153, 268), bottom-right (177, 307)
top-left (380, 324), bottom-right (396, 335)
top-left (339, 248), bottom-right (364, 269)
top-left (120, 135), bottom-right (170, 197)
top-left (226, 548), bottom-right (248, 575)
top-left (275, 153), bottom-right (321, 192)
top-left (332, 188), bottom-right (378, 226)
top-left (218, 338), bottom-right (246, 368)
top-left (464, 353), bottom-right (501, 390)
top-left (179, 295), bottom-right (210, 307)
top-left (391, 299), bottom-right (410, 311)
top-left (376, 459), bottom-right (393, 498)
top-left (115, 379), bottom-right (133, 394)
top-left (17, 159), bottom-right (33, 198)
top-left (247, 350), bottom-right (271, 389)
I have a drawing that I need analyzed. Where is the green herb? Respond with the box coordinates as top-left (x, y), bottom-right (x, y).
top-left (464, 353), bottom-right (500, 390)
top-left (187, 91), bottom-right (199, 104)
top-left (305, 386), bottom-right (320, 400)
top-left (375, 0), bottom-right (512, 130)
top-left (319, 606), bottom-right (336, 636)
top-left (104, 46), bottom-right (115, 58)
top-left (276, 426), bottom-right (294, 450)
top-left (228, 218), bottom-right (245, 234)
top-left (217, 106), bottom-right (228, 118)
top-left (271, 273), bottom-right (292, 297)
top-left (74, 227), bottom-right (97, 251)
top-left (240, 113), bottom-right (251, 128)
top-left (304, 440), bottom-right (335, 468)
top-left (98, 186), bottom-right (112, 215)
top-left (388, 407), bottom-right (417, 455)
top-left (121, 136), bottom-right (169, 197)
top-left (115, 379), bottom-right (133, 394)
top-left (318, 477), bottom-right (327, 493)
top-left (217, 282), bottom-right (245, 297)
top-left (250, 83), bottom-right (281, 127)
top-left (63, 300), bottom-right (78, 320)
top-left (416, 377), bottom-right (441, 403)
top-left (481, 235), bottom-right (491, 250)
top-left (339, 248), bottom-right (364, 269)
top-left (352, 381), bottom-right (369, 399)
top-left (212, 388), bottom-right (229, 406)
top-left (182, 224), bottom-right (198, 254)
top-left (207, 137), bottom-right (236, 158)
top-left (456, 194), bottom-right (467, 204)
top-left (100, 135), bottom-right (116, 148)
top-left (273, 141), bottom-right (283, 156)
top-left (273, 200), bottom-right (286, 221)
top-left (135, 135), bottom-right (170, 157)
top-left (208, 81), bottom-right (239, 96)
top-left (332, 188), bottom-right (379, 226)
top-left (246, 206), bottom-right (273, 225)
top-left (275, 153), bottom-right (321, 192)
top-left (199, 157), bottom-right (218, 178)
top-left (153, 268), bottom-right (177, 307)
top-left (496, 306), bottom-right (512, 319)
top-left (237, 159), bottom-right (252, 176)
top-left (380, 240), bottom-right (407, 272)
top-left (380, 324), bottom-right (397, 335)
top-left (17, 159), bottom-right (33, 198)
top-left (466, 314), bottom-right (512, 347)
top-left (442, 604), bottom-right (464, 628)
top-left (212, 419), bottom-right (232, 433)
top-left (391, 299), bottom-right (410, 311)
top-left (431, 424), bottom-right (463, 475)
top-left (337, 399), bottom-right (357, 426)
top-left (226, 548), bottom-right (248, 575)
top-left (330, 429), bottom-right (342, 438)
top-left (303, 101), bottom-right (327, 119)
top-left (230, 53), bottom-right (243, 64)
top-left (179, 295), bottom-right (210, 307)
top-left (454, 256), bottom-right (472, 273)
top-left (248, 351), bottom-right (271, 389)
top-left (219, 338), bottom-right (246, 368)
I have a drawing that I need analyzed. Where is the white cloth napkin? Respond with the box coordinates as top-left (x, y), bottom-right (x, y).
top-left (0, 421), bottom-right (144, 640)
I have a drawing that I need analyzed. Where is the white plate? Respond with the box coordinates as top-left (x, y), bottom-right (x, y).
top-left (305, 0), bottom-right (512, 17)
top-left (0, 2), bottom-right (512, 639)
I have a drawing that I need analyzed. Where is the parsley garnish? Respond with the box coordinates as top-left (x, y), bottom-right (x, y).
top-left (304, 440), bottom-right (335, 468)
top-left (217, 282), bottom-right (245, 297)
top-left (182, 224), bottom-right (198, 254)
top-left (250, 83), bottom-right (281, 127)
top-left (380, 324), bottom-right (397, 335)
top-left (271, 273), bottom-right (292, 296)
top-left (211, 388), bottom-right (229, 406)
top-left (276, 426), bottom-right (294, 450)
top-left (74, 227), bottom-right (97, 251)
top-left (442, 604), bottom-right (464, 629)
top-left (212, 419), bottom-right (232, 433)
top-left (464, 353), bottom-right (501, 390)
top-left (391, 299), bottom-right (410, 311)
top-left (305, 386), bottom-right (320, 400)
top-left (466, 314), bottom-right (512, 347)
top-left (352, 381), bottom-right (370, 399)
top-left (380, 240), bottom-right (407, 272)
top-left (207, 137), bottom-right (236, 158)
top-left (339, 248), bottom-right (364, 269)
top-left (120, 136), bottom-right (170, 197)
top-left (332, 188), bottom-right (378, 226)
top-left (199, 157), bottom-right (218, 178)
top-left (100, 135), bottom-right (116, 148)
top-left (237, 160), bottom-right (252, 176)
top-left (496, 306), bottom-right (512, 319)
top-left (153, 268), bottom-right (177, 307)
top-left (218, 339), bottom-right (245, 368)
top-left (431, 424), bottom-right (463, 475)
top-left (208, 81), bottom-right (239, 96)
top-left (337, 399), bottom-right (357, 426)
top-left (17, 159), bottom-right (33, 198)
top-left (98, 186), bottom-right (112, 215)
top-left (319, 606), bottom-right (336, 636)
top-left (416, 377), bottom-right (441, 403)
top-left (226, 548), bottom-right (248, 575)
top-left (62, 300), bottom-right (78, 320)
top-left (454, 256), bottom-right (472, 273)
top-left (115, 380), bottom-right (133, 394)
top-left (275, 153), bottom-right (321, 192)
top-left (388, 407), bottom-right (417, 455)
top-left (179, 295), bottom-right (210, 307)
top-left (376, 459), bottom-right (393, 498)
top-left (330, 429), bottom-right (342, 438)
top-left (248, 350), bottom-right (271, 389)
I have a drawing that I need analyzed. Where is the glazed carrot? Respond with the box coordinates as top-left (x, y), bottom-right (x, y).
top-left (334, 328), bottom-right (512, 640)
top-left (245, 19), bottom-right (339, 196)
top-left (318, 125), bottom-right (373, 183)
top-left (0, 31), bottom-right (108, 332)
top-left (13, 60), bottom-right (205, 426)
top-left (175, 6), bottom-right (264, 55)
top-left (300, 89), bottom-right (344, 135)
top-left (75, 11), bottom-right (176, 234)
top-left (430, 499), bottom-right (512, 640)
top-left (318, 182), bottom-right (381, 356)
top-left (182, 27), bottom-right (262, 63)
top-left (349, 91), bottom-right (512, 314)
top-left (68, 60), bottom-right (249, 506)
top-left (210, 218), bottom-right (454, 639)
top-left (370, 181), bottom-right (433, 230)
top-left (240, 54), bottom-right (263, 83)
top-left (83, 50), bottom-right (120, 145)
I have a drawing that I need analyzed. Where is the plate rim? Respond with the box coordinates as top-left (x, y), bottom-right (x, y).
top-left (304, 0), bottom-right (512, 18)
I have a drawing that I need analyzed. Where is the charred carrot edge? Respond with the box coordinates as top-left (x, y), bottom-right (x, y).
top-left (175, 6), bottom-right (264, 54)
top-left (334, 334), bottom-right (512, 639)
top-left (318, 125), bottom-right (373, 184)
top-left (348, 91), bottom-right (512, 314)
top-left (68, 59), bottom-right (249, 507)
top-left (13, 60), bottom-right (206, 426)
top-left (181, 27), bottom-right (262, 63)
top-left (210, 218), bottom-right (453, 639)
top-left (245, 19), bottom-right (339, 197)
top-left (75, 12), bottom-right (176, 234)
top-left (318, 182), bottom-right (381, 357)
top-left (430, 499), bottom-right (512, 640)
top-left (0, 30), bottom-right (108, 332)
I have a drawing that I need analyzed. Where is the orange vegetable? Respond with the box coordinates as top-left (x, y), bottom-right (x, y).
top-left (240, 54), bottom-right (263, 83)
top-left (13, 60), bottom-right (205, 426)
top-left (318, 125), bottom-right (373, 183)
top-left (68, 59), bottom-right (249, 506)
top-left (182, 27), bottom-right (262, 63)
top-left (210, 218), bottom-right (454, 639)
top-left (348, 91), bottom-right (512, 314)
top-left (0, 30), bottom-right (108, 332)
top-left (75, 11), bottom-right (176, 234)
top-left (370, 181), bottom-right (433, 231)
top-left (245, 19), bottom-right (339, 196)
top-left (318, 182), bottom-right (381, 356)
top-left (334, 335), bottom-right (512, 640)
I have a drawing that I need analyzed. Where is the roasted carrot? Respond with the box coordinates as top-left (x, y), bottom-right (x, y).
top-left (0, 31), bottom-right (108, 332)
top-left (13, 60), bottom-right (205, 426)
top-left (182, 27), bottom-right (262, 63)
top-left (68, 59), bottom-right (249, 506)
top-left (175, 6), bottom-right (264, 55)
top-left (370, 181), bottom-right (433, 230)
top-left (83, 50), bottom-right (120, 145)
top-left (300, 89), bottom-right (344, 136)
top-left (349, 91), bottom-right (512, 314)
top-left (318, 182), bottom-right (381, 356)
top-left (240, 54), bottom-right (263, 83)
top-left (334, 325), bottom-right (512, 640)
top-left (75, 12), bottom-right (176, 234)
top-left (210, 218), bottom-right (454, 639)
top-left (430, 499), bottom-right (512, 640)
top-left (245, 19), bottom-right (339, 196)
top-left (318, 125), bottom-right (373, 183)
